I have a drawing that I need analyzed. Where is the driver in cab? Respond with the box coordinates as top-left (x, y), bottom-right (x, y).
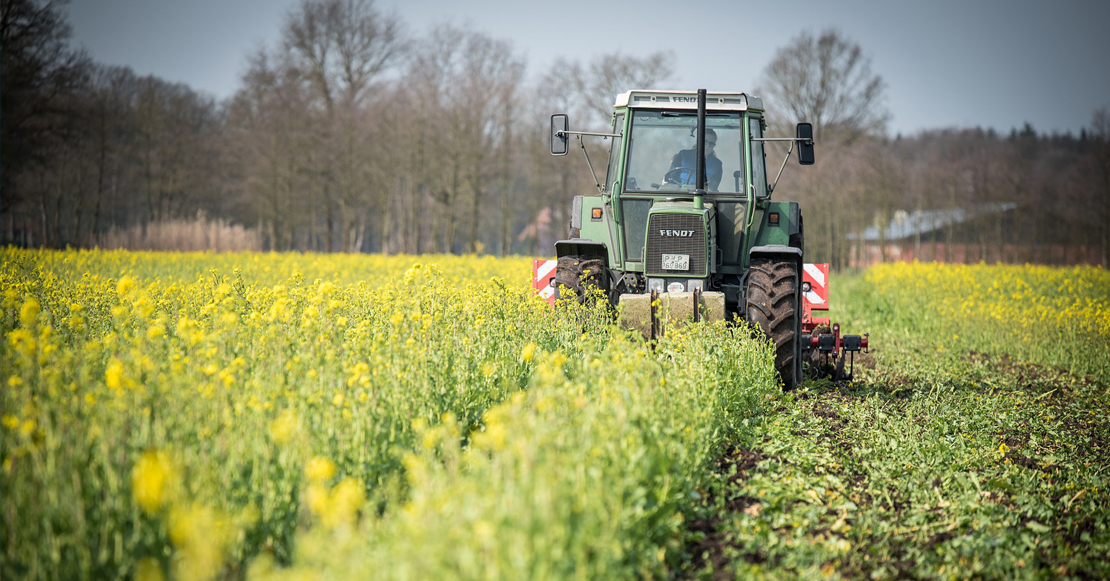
top-left (666, 128), bottom-right (722, 191)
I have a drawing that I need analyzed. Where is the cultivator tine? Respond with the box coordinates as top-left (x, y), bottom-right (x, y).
top-left (834, 353), bottom-right (846, 381)
top-left (806, 319), bottom-right (870, 382)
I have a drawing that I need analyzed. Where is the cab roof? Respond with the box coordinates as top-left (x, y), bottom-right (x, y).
top-left (614, 90), bottom-right (764, 112)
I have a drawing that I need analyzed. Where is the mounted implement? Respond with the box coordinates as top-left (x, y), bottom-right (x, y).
top-left (541, 89), bottom-right (869, 388)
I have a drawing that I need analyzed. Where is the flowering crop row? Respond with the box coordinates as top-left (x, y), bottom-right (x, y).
top-left (254, 325), bottom-right (777, 580)
top-left (862, 262), bottom-right (1110, 382)
top-left (1, 249), bottom-right (777, 580)
top-left (2, 248), bottom-right (532, 289)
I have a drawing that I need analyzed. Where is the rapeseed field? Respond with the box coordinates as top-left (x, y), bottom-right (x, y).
top-left (1, 249), bottom-right (775, 580)
top-left (865, 262), bottom-right (1110, 381)
top-left (3, 251), bottom-right (1107, 580)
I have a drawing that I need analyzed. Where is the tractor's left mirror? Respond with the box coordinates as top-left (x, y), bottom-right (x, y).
top-left (796, 123), bottom-right (815, 165)
top-left (551, 114), bottom-right (569, 156)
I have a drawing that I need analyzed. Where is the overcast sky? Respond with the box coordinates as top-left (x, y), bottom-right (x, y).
top-left (67, 0), bottom-right (1109, 137)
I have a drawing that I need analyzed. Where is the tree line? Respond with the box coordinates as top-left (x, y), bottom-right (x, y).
top-left (0, 0), bottom-right (660, 255)
top-left (3, 1), bottom-right (1107, 267)
top-left (758, 30), bottom-right (1109, 268)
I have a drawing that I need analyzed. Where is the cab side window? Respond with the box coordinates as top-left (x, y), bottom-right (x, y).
top-left (749, 117), bottom-right (767, 198)
top-left (605, 114), bottom-right (624, 192)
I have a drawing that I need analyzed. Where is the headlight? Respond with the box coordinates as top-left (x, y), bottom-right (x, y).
top-left (687, 279), bottom-right (704, 291)
top-left (648, 278), bottom-right (665, 293)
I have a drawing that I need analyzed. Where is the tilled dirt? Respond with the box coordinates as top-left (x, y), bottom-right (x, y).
top-left (684, 447), bottom-right (771, 580)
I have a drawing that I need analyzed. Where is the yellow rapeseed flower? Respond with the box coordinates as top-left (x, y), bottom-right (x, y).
top-left (116, 275), bottom-right (136, 297)
top-left (167, 503), bottom-right (232, 581)
top-left (268, 410), bottom-right (299, 446)
top-left (323, 477), bottom-right (365, 529)
top-left (132, 450), bottom-right (176, 514)
top-left (20, 297), bottom-right (40, 328)
top-left (2, 288), bottom-right (19, 310)
top-left (521, 342), bottom-right (538, 363)
top-left (305, 483), bottom-right (329, 517)
top-left (146, 324), bottom-right (165, 340)
top-left (305, 456), bottom-right (336, 483)
top-left (7, 329), bottom-right (35, 356)
top-left (105, 359), bottom-right (124, 390)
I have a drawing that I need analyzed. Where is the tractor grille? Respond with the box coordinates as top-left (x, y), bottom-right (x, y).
top-left (645, 213), bottom-right (706, 276)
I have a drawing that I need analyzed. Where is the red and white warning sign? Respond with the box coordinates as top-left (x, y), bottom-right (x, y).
top-left (802, 263), bottom-right (829, 310)
top-left (532, 259), bottom-right (557, 305)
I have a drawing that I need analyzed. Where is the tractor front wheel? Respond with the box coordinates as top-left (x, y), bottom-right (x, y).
top-left (553, 255), bottom-right (610, 304)
top-left (746, 258), bottom-right (802, 390)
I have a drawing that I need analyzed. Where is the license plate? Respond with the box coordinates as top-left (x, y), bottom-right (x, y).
top-left (661, 253), bottom-right (689, 271)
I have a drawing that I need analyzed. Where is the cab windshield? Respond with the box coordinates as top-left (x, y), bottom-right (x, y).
top-left (623, 110), bottom-right (744, 194)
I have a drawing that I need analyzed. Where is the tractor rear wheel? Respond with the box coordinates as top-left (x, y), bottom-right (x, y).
top-left (746, 258), bottom-right (801, 390)
top-left (553, 255), bottom-right (610, 304)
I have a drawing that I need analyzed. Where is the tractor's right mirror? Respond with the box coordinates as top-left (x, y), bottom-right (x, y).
top-left (551, 114), bottom-right (569, 156)
top-left (796, 123), bottom-right (815, 165)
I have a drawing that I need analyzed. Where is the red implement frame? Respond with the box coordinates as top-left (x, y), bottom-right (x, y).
top-left (799, 263), bottom-right (869, 380)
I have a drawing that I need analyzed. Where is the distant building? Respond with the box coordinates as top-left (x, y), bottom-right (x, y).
top-left (844, 202), bottom-right (1102, 267)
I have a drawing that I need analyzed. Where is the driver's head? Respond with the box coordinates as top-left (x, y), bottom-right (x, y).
top-left (705, 128), bottom-right (717, 154)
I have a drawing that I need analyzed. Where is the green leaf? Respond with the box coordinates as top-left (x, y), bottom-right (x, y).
top-left (1025, 521), bottom-right (1051, 533)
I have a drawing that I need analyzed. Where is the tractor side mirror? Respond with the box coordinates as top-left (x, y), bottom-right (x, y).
top-left (796, 123), bottom-right (815, 165)
top-left (551, 114), bottom-right (569, 156)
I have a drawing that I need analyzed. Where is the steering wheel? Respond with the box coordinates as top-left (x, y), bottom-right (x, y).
top-left (663, 167), bottom-right (695, 185)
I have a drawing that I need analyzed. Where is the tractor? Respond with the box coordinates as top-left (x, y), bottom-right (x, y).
top-left (542, 89), bottom-right (867, 389)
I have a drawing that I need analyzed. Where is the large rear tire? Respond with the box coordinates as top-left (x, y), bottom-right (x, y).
top-left (746, 258), bottom-right (801, 390)
top-left (553, 255), bottom-right (610, 304)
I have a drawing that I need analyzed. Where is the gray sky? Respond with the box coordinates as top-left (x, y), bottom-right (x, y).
top-left (68, 0), bottom-right (1109, 137)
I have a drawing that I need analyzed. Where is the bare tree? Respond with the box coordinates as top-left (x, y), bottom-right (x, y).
top-left (455, 31), bottom-right (524, 254)
top-left (228, 48), bottom-right (316, 250)
top-left (84, 66), bottom-right (138, 245)
top-left (575, 51), bottom-right (675, 127)
top-left (395, 25), bottom-right (524, 254)
top-left (757, 29), bottom-right (888, 144)
top-left (396, 25), bottom-right (463, 253)
top-left (1, 0), bottom-right (91, 242)
top-left (283, 0), bottom-right (402, 112)
top-left (280, 0), bottom-right (405, 251)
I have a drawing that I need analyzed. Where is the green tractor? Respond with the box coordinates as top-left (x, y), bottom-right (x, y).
top-left (548, 89), bottom-right (865, 389)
